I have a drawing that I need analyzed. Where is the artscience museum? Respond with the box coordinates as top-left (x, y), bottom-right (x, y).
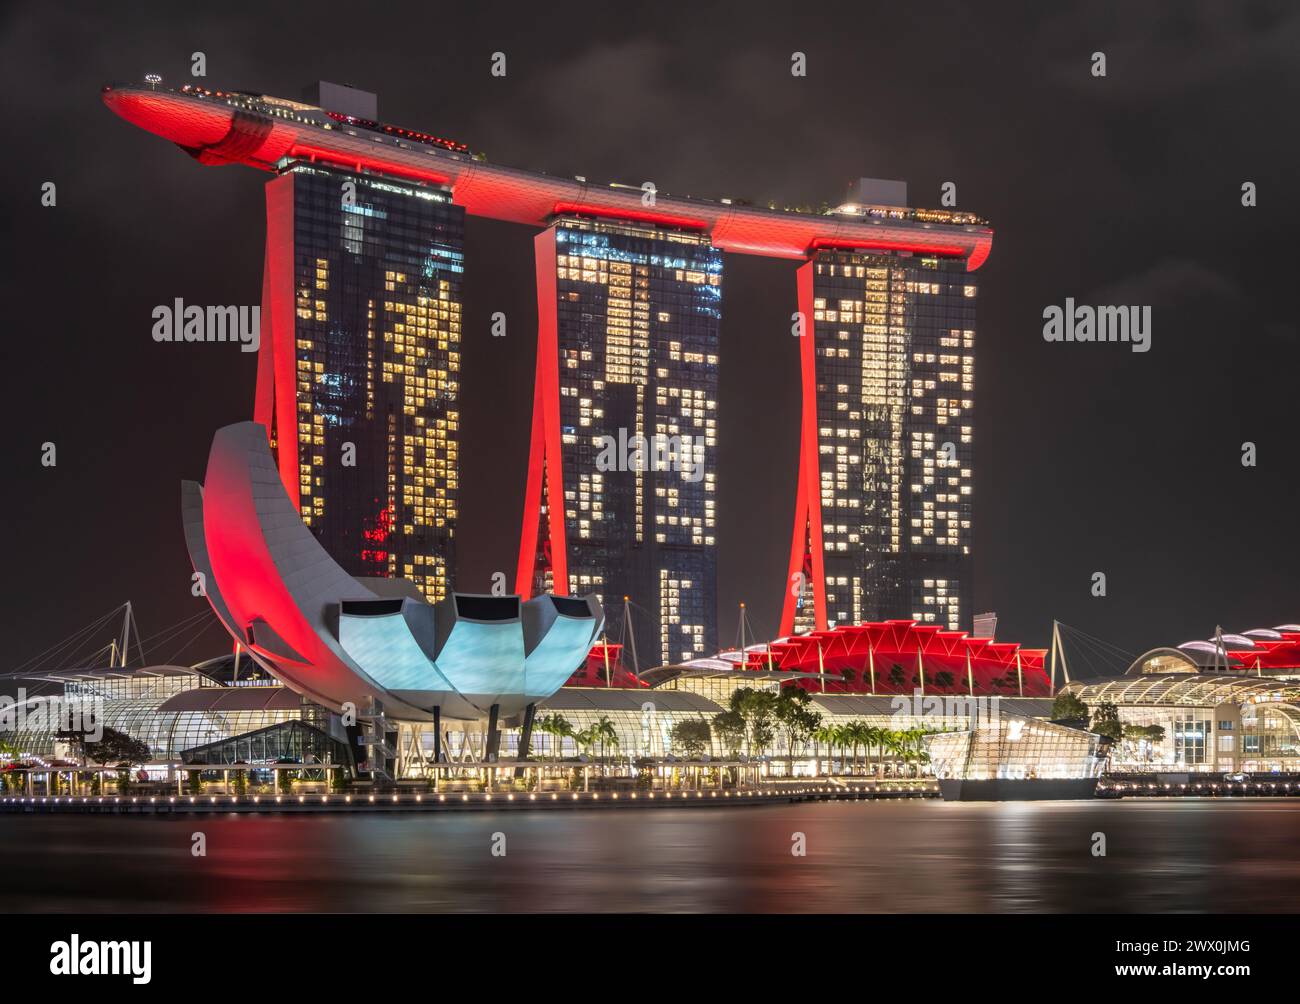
top-left (183, 421), bottom-right (604, 768)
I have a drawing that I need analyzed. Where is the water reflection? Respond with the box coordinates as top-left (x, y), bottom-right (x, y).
top-left (0, 800), bottom-right (1296, 912)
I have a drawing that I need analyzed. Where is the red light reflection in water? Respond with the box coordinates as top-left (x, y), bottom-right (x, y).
top-left (4, 803), bottom-right (1300, 913)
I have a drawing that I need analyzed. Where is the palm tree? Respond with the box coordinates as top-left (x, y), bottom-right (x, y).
top-left (863, 724), bottom-right (883, 774)
top-left (812, 725), bottom-right (838, 776)
top-left (536, 713), bottom-right (576, 760)
top-left (895, 729), bottom-right (928, 777)
top-left (879, 729), bottom-right (905, 777)
top-left (573, 726), bottom-right (597, 759)
top-left (844, 721), bottom-right (873, 775)
top-left (829, 724), bottom-right (850, 776)
top-left (860, 721), bottom-right (879, 774)
top-left (910, 728), bottom-right (931, 776)
top-left (859, 725), bottom-right (882, 776)
top-left (834, 723), bottom-right (854, 774)
top-left (593, 715), bottom-right (619, 763)
top-left (833, 724), bottom-right (850, 774)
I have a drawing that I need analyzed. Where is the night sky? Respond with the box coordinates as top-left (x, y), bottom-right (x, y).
top-left (3, 1), bottom-right (1298, 674)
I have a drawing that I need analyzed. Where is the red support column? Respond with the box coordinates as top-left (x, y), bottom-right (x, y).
top-left (779, 261), bottom-right (827, 636)
top-left (254, 237), bottom-right (275, 439)
top-left (780, 447), bottom-right (809, 636)
top-left (515, 229), bottom-right (569, 598)
top-left (263, 173), bottom-right (300, 510)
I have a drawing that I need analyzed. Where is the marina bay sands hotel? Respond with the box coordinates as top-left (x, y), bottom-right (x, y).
top-left (104, 76), bottom-right (991, 666)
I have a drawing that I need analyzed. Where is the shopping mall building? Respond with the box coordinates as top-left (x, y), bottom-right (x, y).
top-left (1060, 626), bottom-right (1300, 773)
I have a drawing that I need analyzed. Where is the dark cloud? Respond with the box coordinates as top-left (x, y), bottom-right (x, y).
top-left (1036, 1), bottom-right (1300, 99)
top-left (2, 0), bottom-right (1298, 668)
top-left (1086, 258), bottom-right (1242, 307)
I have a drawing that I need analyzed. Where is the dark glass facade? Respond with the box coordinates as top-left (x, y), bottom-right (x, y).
top-left (181, 719), bottom-right (350, 769)
top-left (796, 249), bottom-right (975, 632)
top-left (551, 217), bottom-right (722, 665)
top-left (284, 164), bottom-right (464, 602)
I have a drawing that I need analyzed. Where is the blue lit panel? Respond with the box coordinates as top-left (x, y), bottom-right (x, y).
top-left (434, 621), bottom-right (528, 703)
top-left (523, 615), bottom-right (602, 698)
top-left (338, 610), bottom-right (457, 696)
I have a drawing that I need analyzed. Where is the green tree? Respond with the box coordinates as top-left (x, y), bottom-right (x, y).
top-left (1121, 723), bottom-right (1165, 762)
top-left (0, 740), bottom-right (17, 793)
top-left (887, 664), bottom-right (907, 689)
top-left (1090, 700), bottom-right (1123, 741)
top-left (1051, 692), bottom-right (1089, 721)
top-left (669, 719), bottom-right (711, 759)
top-left (712, 710), bottom-right (746, 756)
top-left (730, 688), bottom-right (778, 755)
top-left (932, 671), bottom-right (956, 691)
top-left (774, 687), bottom-right (821, 772)
top-left (60, 726), bottom-right (151, 769)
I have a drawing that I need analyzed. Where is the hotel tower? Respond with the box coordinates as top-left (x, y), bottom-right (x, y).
top-left (780, 181), bottom-right (977, 637)
top-left (259, 157), bottom-right (464, 602)
top-left (515, 217), bottom-right (722, 666)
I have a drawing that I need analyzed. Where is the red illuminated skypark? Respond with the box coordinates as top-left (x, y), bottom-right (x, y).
top-left (101, 79), bottom-right (993, 265)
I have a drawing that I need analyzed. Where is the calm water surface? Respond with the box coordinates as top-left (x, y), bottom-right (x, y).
top-left (2, 800), bottom-right (1296, 912)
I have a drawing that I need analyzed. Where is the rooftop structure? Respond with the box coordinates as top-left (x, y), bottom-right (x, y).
top-left (101, 78), bottom-right (992, 265)
top-left (664, 619), bottom-right (1051, 697)
top-left (1126, 624), bottom-right (1300, 676)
